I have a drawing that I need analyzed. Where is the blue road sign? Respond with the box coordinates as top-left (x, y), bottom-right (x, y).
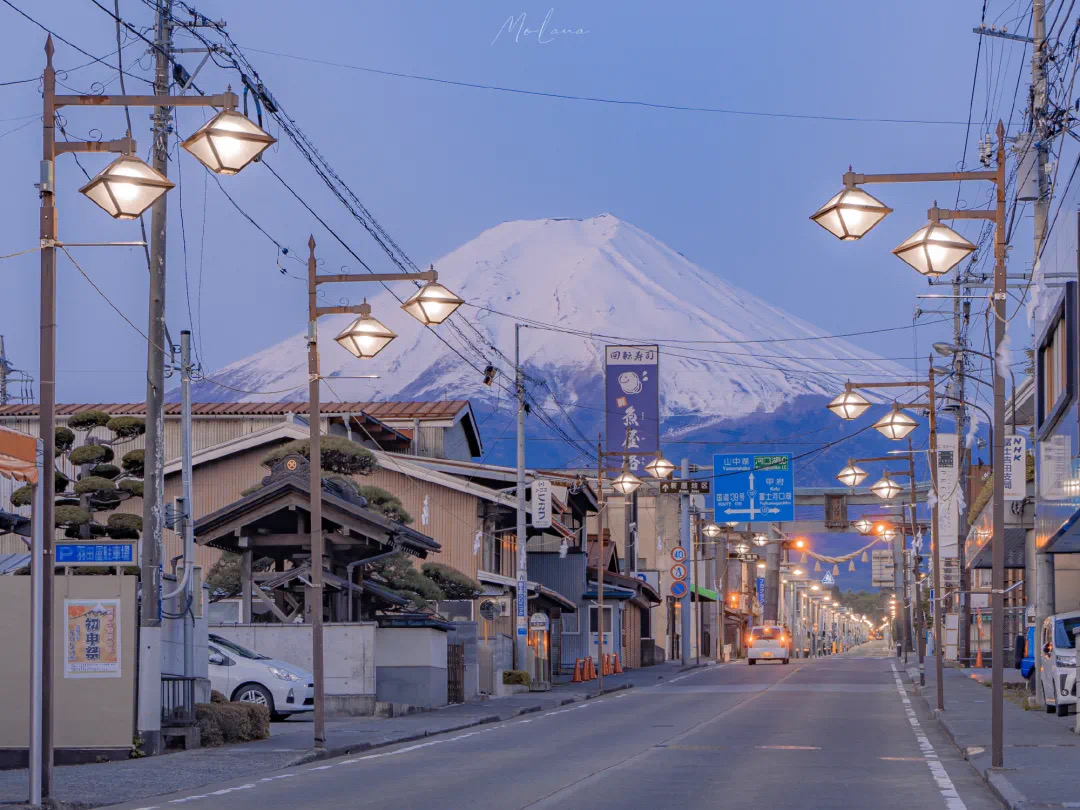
top-left (822, 571), bottom-right (835, 586)
top-left (713, 453), bottom-right (794, 523)
top-left (755, 577), bottom-right (766, 606)
top-left (55, 542), bottom-right (135, 565)
top-left (671, 580), bottom-right (688, 599)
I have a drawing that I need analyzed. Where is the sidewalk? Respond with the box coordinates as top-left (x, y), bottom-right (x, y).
top-left (904, 663), bottom-right (1080, 810)
top-left (0, 659), bottom-right (715, 809)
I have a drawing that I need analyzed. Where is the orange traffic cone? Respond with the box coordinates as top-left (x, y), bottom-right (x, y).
top-left (605, 654), bottom-right (613, 676)
top-left (572, 659), bottom-right (583, 683)
top-left (613, 654), bottom-right (623, 674)
top-left (589, 657), bottom-right (597, 680)
top-left (585, 657), bottom-right (595, 680)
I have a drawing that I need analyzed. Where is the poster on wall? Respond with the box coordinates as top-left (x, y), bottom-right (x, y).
top-left (604, 345), bottom-right (659, 472)
top-left (64, 599), bottom-right (121, 678)
top-left (937, 433), bottom-right (959, 556)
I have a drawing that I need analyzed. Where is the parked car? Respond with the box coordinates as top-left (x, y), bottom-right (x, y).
top-left (748, 624), bottom-right (789, 665)
top-left (1037, 611), bottom-right (1080, 717)
top-left (207, 633), bottom-right (314, 720)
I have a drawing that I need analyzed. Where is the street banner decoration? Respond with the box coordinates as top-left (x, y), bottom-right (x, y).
top-left (755, 577), bottom-right (765, 606)
top-left (937, 433), bottom-right (959, 557)
top-left (532, 478), bottom-right (552, 529)
top-left (1002, 435), bottom-right (1027, 501)
top-left (64, 599), bottom-right (121, 678)
top-left (604, 345), bottom-right (659, 472)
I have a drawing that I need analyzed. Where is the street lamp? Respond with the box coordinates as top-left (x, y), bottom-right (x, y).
top-left (892, 217), bottom-right (976, 277)
top-left (810, 186), bottom-right (893, 240)
top-left (611, 466), bottom-right (642, 496)
top-left (752, 533), bottom-right (768, 547)
top-left (400, 274), bottom-right (466, 326)
top-left (78, 155), bottom-right (174, 220)
top-left (333, 301), bottom-right (398, 359)
top-left (180, 108), bottom-right (276, 175)
top-left (827, 388), bottom-right (871, 420)
top-left (870, 472), bottom-right (903, 500)
top-left (644, 455), bottom-right (676, 479)
top-left (853, 518), bottom-right (873, 535)
top-left (702, 522), bottom-right (722, 538)
top-left (836, 461), bottom-right (868, 488)
top-left (873, 404), bottom-right (918, 440)
top-left (734, 542), bottom-right (750, 555)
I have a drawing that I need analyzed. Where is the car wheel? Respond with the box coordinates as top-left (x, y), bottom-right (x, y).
top-left (1057, 702), bottom-right (1069, 717)
top-left (233, 683), bottom-right (275, 714)
top-left (748, 659), bottom-right (756, 666)
top-left (1046, 702), bottom-right (1056, 714)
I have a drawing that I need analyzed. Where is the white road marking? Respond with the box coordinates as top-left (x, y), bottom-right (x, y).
top-left (890, 662), bottom-right (967, 810)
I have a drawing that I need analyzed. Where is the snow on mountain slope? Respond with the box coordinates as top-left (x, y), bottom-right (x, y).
top-left (193, 214), bottom-right (911, 430)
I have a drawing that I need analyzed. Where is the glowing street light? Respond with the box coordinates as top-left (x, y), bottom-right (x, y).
top-left (873, 404), bottom-right (918, 440)
top-left (78, 155), bottom-right (173, 220)
top-left (827, 388), bottom-right (871, 420)
top-left (852, 518), bottom-right (873, 535)
top-left (401, 273), bottom-right (465, 326)
top-left (810, 186), bottom-right (893, 240)
top-left (611, 467), bottom-right (643, 496)
top-left (181, 108), bottom-right (276, 175)
top-left (334, 300), bottom-right (398, 359)
top-left (892, 218), bottom-right (976, 277)
top-left (702, 522), bottom-right (723, 539)
top-left (836, 461), bottom-right (868, 488)
top-left (752, 533), bottom-right (768, 547)
top-left (870, 472), bottom-right (903, 500)
top-left (644, 455), bottom-right (676, 479)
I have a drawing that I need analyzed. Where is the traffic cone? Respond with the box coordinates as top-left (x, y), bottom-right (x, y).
top-left (603, 654), bottom-right (610, 676)
top-left (586, 657), bottom-right (595, 680)
top-left (613, 654), bottom-right (623, 674)
top-left (572, 659), bottom-right (583, 683)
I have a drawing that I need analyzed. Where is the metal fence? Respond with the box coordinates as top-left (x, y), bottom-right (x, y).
top-left (161, 674), bottom-right (197, 728)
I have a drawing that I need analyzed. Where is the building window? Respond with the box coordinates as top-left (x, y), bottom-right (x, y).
top-left (562, 610), bottom-right (579, 634)
top-left (1036, 282), bottom-right (1075, 436)
top-left (589, 605), bottom-right (613, 633)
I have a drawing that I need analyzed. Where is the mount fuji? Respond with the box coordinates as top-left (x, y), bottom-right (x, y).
top-left (191, 214), bottom-right (920, 483)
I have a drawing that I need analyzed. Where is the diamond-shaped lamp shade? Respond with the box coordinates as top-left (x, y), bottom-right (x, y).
top-left (752, 533), bottom-right (768, 547)
top-left (703, 522), bottom-right (722, 538)
top-left (836, 462), bottom-right (868, 488)
top-left (611, 470), bottom-right (642, 496)
top-left (334, 301), bottom-right (397, 359)
top-left (827, 389), bottom-right (871, 420)
top-left (870, 473), bottom-right (903, 500)
top-left (79, 155), bottom-right (174, 220)
top-left (181, 109), bottom-right (276, 175)
top-left (852, 518), bottom-right (873, 535)
top-left (873, 405), bottom-right (918, 440)
top-left (810, 187), bottom-right (893, 240)
top-left (401, 275), bottom-right (465, 325)
top-left (644, 456), bottom-right (676, 479)
top-left (892, 221), bottom-right (976, 277)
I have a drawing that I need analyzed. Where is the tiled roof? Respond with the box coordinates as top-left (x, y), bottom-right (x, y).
top-left (0, 400), bottom-right (471, 419)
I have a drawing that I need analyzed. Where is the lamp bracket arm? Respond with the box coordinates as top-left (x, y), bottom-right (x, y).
top-left (55, 137), bottom-right (135, 155)
top-left (53, 91), bottom-right (238, 109)
top-left (846, 170), bottom-right (997, 186)
top-left (315, 305), bottom-right (369, 317)
top-left (849, 380), bottom-right (930, 390)
top-left (315, 270), bottom-right (438, 285)
top-left (931, 207), bottom-right (996, 222)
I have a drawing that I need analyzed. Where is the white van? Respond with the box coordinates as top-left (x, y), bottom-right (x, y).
top-left (1038, 610), bottom-right (1079, 717)
top-left (748, 624), bottom-right (789, 665)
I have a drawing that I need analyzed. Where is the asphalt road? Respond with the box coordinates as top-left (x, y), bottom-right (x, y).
top-left (111, 643), bottom-right (1002, 810)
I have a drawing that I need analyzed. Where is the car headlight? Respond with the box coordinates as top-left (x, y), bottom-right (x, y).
top-left (1056, 654), bottom-right (1077, 668)
top-left (268, 666), bottom-right (301, 682)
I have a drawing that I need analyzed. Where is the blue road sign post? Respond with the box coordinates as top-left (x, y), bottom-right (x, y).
top-left (713, 453), bottom-right (794, 523)
top-left (55, 542), bottom-right (135, 566)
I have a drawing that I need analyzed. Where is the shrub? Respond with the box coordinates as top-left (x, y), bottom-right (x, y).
top-left (261, 437), bottom-right (376, 477)
top-left (55, 506), bottom-right (91, 527)
top-left (54, 427), bottom-right (75, 453)
top-left (106, 416), bottom-right (145, 439)
top-left (69, 445), bottom-right (108, 466)
top-left (90, 464), bottom-right (121, 480)
top-left (373, 556), bottom-right (443, 602)
top-left (194, 701), bottom-right (269, 747)
top-left (122, 449), bottom-right (144, 476)
top-left (68, 410), bottom-right (111, 431)
top-left (117, 479), bottom-right (144, 497)
top-left (356, 485), bottom-right (413, 524)
top-left (106, 513), bottom-right (142, 539)
top-left (502, 670), bottom-right (530, 686)
top-left (55, 471), bottom-right (70, 493)
top-left (10, 485), bottom-right (32, 508)
top-left (74, 476), bottom-right (116, 495)
top-left (421, 562), bottom-right (482, 600)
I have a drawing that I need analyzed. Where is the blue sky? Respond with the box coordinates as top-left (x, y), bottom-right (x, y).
top-left (0, 1), bottom-right (1026, 403)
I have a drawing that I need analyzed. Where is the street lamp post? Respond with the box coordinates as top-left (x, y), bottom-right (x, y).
top-left (34, 36), bottom-right (273, 792)
top-left (304, 237), bottom-right (462, 749)
top-left (814, 125), bottom-right (1007, 764)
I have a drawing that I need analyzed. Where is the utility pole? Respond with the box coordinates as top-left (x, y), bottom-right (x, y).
top-left (595, 437), bottom-right (605, 695)
top-left (679, 458), bottom-right (690, 666)
top-left (179, 332), bottom-right (194, 680)
top-left (764, 524), bottom-right (780, 622)
top-left (306, 238), bottom-right (326, 753)
top-left (514, 324), bottom-right (528, 671)
top-left (955, 288), bottom-right (971, 666)
top-left (1031, 0), bottom-right (1055, 711)
top-left (138, 0), bottom-right (173, 757)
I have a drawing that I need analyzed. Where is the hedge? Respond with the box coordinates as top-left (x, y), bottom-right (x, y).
top-left (107, 513), bottom-right (142, 539)
top-left (74, 476), bottom-right (116, 495)
top-left (502, 670), bottom-right (530, 686)
top-left (106, 416), bottom-right (145, 439)
top-left (117, 479), bottom-right (144, 498)
top-left (54, 427), bottom-right (75, 453)
top-left (55, 506), bottom-right (91, 527)
top-left (90, 463), bottom-right (121, 480)
top-left (69, 445), bottom-right (108, 466)
top-left (261, 437), bottom-right (376, 477)
top-left (68, 410), bottom-right (111, 431)
top-left (122, 449), bottom-right (144, 476)
top-left (194, 700), bottom-right (269, 747)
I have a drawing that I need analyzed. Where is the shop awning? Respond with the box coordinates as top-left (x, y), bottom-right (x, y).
top-left (584, 580), bottom-right (636, 600)
top-left (690, 584), bottom-right (718, 602)
top-left (0, 425), bottom-right (37, 484)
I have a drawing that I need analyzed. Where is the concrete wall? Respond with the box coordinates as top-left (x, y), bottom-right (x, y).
top-left (375, 627), bottom-right (447, 708)
top-left (211, 622), bottom-right (376, 715)
top-left (0, 575), bottom-right (137, 754)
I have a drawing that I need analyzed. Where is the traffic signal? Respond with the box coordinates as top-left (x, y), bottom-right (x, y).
top-left (781, 537), bottom-right (807, 551)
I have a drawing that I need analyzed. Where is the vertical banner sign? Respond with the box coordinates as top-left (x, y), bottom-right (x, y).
top-left (755, 577), bottom-right (766, 606)
top-left (936, 433), bottom-right (959, 557)
top-left (64, 599), bottom-right (121, 678)
top-left (604, 345), bottom-right (660, 471)
top-left (517, 535), bottom-right (528, 637)
top-left (532, 478), bottom-right (552, 529)
top-left (1002, 435), bottom-right (1027, 501)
